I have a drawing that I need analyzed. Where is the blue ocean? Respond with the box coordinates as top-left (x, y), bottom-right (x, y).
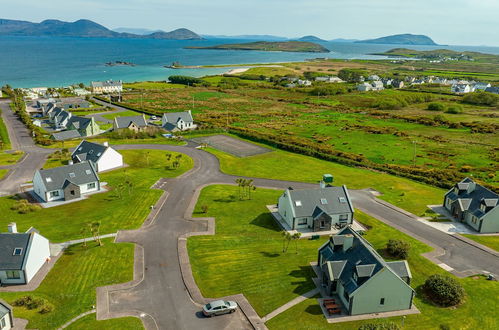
top-left (1, 36), bottom-right (498, 88)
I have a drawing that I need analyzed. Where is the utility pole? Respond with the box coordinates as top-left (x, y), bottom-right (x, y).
top-left (412, 140), bottom-right (417, 167)
top-left (226, 107), bottom-right (229, 131)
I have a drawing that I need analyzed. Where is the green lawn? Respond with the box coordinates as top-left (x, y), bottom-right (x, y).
top-left (102, 110), bottom-right (142, 120)
top-left (0, 169), bottom-right (8, 180)
top-left (0, 109), bottom-right (11, 150)
top-left (0, 151), bottom-right (24, 165)
top-left (204, 144), bottom-right (445, 216)
top-left (461, 235), bottom-right (499, 252)
top-left (266, 211), bottom-right (499, 330)
top-left (0, 239), bottom-right (138, 330)
top-left (66, 314), bottom-right (143, 330)
top-left (0, 149), bottom-right (193, 242)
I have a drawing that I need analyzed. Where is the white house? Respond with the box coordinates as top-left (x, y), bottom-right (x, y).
top-left (33, 162), bottom-right (100, 203)
top-left (0, 223), bottom-right (50, 286)
top-left (472, 82), bottom-right (491, 91)
top-left (357, 83), bottom-right (373, 92)
top-left (162, 110), bottom-right (196, 132)
top-left (72, 140), bottom-right (123, 172)
top-left (372, 81), bottom-right (384, 91)
top-left (368, 74), bottom-right (381, 81)
top-left (297, 79), bottom-right (312, 86)
top-left (451, 84), bottom-right (472, 94)
top-left (0, 299), bottom-right (13, 330)
top-left (90, 80), bottom-right (123, 94)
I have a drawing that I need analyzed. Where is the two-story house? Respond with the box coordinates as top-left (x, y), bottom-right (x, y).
top-left (72, 140), bottom-right (123, 172)
top-left (162, 110), bottom-right (196, 132)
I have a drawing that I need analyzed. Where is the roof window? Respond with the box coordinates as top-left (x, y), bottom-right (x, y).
top-left (46, 177), bottom-right (52, 182)
top-left (89, 150), bottom-right (94, 154)
top-left (85, 169), bottom-right (92, 175)
top-left (320, 198), bottom-right (328, 205)
top-left (69, 172), bottom-right (75, 178)
top-left (13, 248), bottom-right (23, 256)
top-left (295, 200), bottom-right (302, 207)
top-left (339, 197), bottom-right (346, 203)
top-left (97, 152), bottom-right (102, 156)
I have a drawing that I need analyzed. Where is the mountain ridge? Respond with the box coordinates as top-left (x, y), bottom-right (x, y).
top-left (355, 33), bottom-right (437, 45)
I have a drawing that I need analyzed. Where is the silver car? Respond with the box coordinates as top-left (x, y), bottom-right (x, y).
top-left (202, 300), bottom-right (238, 317)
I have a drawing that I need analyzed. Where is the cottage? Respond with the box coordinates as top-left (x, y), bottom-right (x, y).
top-left (66, 116), bottom-right (100, 137)
top-left (0, 299), bottom-right (13, 329)
top-left (451, 84), bottom-right (472, 94)
top-left (443, 178), bottom-right (499, 233)
top-left (368, 75), bottom-right (380, 81)
top-left (317, 226), bottom-right (414, 315)
top-left (113, 115), bottom-right (148, 132)
top-left (72, 140), bottom-right (123, 172)
top-left (50, 130), bottom-right (81, 141)
top-left (357, 83), bottom-right (372, 92)
top-left (371, 81), bottom-right (384, 91)
top-left (90, 80), bottom-right (123, 94)
top-left (53, 110), bottom-right (72, 129)
top-left (0, 223), bottom-right (50, 286)
top-left (472, 82), bottom-right (491, 91)
top-left (297, 79), bottom-right (312, 86)
top-left (162, 110), bottom-right (196, 132)
top-left (60, 100), bottom-right (90, 109)
top-left (391, 80), bottom-right (404, 89)
top-left (278, 182), bottom-right (354, 232)
top-left (33, 162), bottom-right (100, 203)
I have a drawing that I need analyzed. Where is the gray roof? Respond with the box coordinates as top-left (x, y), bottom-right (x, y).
top-left (319, 227), bottom-right (412, 295)
top-left (72, 140), bottom-right (108, 164)
top-left (485, 86), bottom-right (499, 94)
top-left (287, 185), bottom-right (353, 218)
top-left (0, 233), bottom-right (31, 270)
top-left (55, 110), bottom-right (71, 124)
top-left (446, 178), bottom-right (499, 219)
top-left (91, 80), bottom-right (122, 88)
top-left (0, 299), bottom-right (12, 319)
top-left (51, 130), bottom-right (81, 141)
top-left (37, 162), bottom-right (99, 191)
top-left (67, 116), bottom-right (92, 130)
top-left (162, 111), bottom-right (194, 125)
top-left (114, 115), bottom-right (147, 129)
top-left (387, 261), bottom-right (412, 279)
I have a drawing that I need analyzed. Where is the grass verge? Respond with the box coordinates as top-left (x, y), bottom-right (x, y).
top-left (461, 234), bottom-right (499, 252)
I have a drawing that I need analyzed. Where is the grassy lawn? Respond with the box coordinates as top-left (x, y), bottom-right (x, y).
top-left (204, 145), bottom-right (444, 216)
top-left (267, 211), bottom-right (499, 330)
top-left (189, 185), bottom-right (499, 329)
top-left (0, 151), bottom-right (23, 165)
top-left (0, 169), bottom-right (8, 180)
top-left (0, 110), bottom-right (11, 150)
top-left (461, 235), bottom-right (499, 252)
top-left (0, 149), bottom-right (193, 242)
top-left (102, 110), bottom-right (142, 120)
top-left (0, 239), bottom-right (138, 330)
top-left (66, 314), bottom-right (143, 330)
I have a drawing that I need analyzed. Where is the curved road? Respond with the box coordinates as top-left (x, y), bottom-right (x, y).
top-left (1, 100), bottom-right (498, 329)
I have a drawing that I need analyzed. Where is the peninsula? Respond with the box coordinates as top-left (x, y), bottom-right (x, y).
top-left (356, 33), bottom-right (437, 45)
top-left (186, 41), bottom-right (330, 53)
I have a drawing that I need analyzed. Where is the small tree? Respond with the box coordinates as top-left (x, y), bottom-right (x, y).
top-left (281, 231), bottom-right (292, 253)
top-left (90, 222), bottom-right (103, 246)
top-left (386, 239), bottom-right (411, 259)
top-left (292, 232), bottom-right (302, 253)
top-left (80, 226), bottom-right (88, 247)
top-left (423, 274), bottom-right (465, 307)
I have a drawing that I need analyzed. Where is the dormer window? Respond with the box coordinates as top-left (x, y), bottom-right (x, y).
top-left (480, 203), bottom-right (486, 212)
top-left (13, 248), bottom-right (23, 256)
top-left (353, 272), bottom-right (358, 282)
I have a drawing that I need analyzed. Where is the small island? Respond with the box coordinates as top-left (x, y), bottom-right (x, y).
top-left (105, 61), bottom-right (136, 67)
top-left (186, 41), bottom-right (330, 53)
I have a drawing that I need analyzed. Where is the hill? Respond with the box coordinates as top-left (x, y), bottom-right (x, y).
top-left (296, 35), bottom-right (327, 42)
top-left (0, 18), bottom-right (203, 40)
top-left (186, 41), bottom-right (330, 53)
top-left (356, 34), bottom-right (437, 45)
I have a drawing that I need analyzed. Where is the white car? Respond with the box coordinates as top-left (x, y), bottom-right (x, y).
top-left (202, 300), bottom-right (238, 317)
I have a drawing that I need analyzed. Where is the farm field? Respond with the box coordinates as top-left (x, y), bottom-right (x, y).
top-left (0, 149), bottom-right (193, 242)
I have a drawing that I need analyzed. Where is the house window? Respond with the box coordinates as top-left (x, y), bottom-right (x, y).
top-left (1, 317), bottom-right (5, 328)
top-left (320, 198), bottom-right (328, 205)
top-left (46, 177), bottom-right (52, 183)
top-left (87, 182), bottom-right (96, 190)
top-left (13, 248), bottom-right (23, 256)
top-left (339, 214), bottom-right (348, 221)
top-left (338, 197), bottom-right (346, 203)
top-left (320, 220), bottom-right (326, 228)
top-left (353, 272), bottom-right (358, 282)
top-left (480, 204), bottom-right (486, 212)
top-left (50, 191), bottom-right (60, 198)
top-left (298, 218), bottom-right (307, 225)
top-left (380, 298), bottom-right (385, 305)
top-left (6, 270), bottom-right (20, 279)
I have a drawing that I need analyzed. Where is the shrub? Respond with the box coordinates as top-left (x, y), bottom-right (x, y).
top-left (13, 295), bottom-right (33, 307)
top-left (27, 298), bottom-right (46, 310)
top-left (427, 102), bottom-right (445, 111)
top-left (445, 105), bottom-right (462, 114)
top-left (201, 205), bottom-right (209, 213)
top-left (168, 75), bottom-right (210, 87)
top-left (358, 322), bottom-right (400, 330)
top-left (462, 91), bottom-right (498, 106)
top-left (11, 200), bottom-right (41, 214)
top-left (386, 239), bottom-right (411, 259)
top-left (39, 303), bottom-right (54, 314)
top-left (423, 274), bottom-right (465, 306)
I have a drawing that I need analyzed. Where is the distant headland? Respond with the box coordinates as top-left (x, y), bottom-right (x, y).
top-left (355, 33), bottom-right (438, 45)
top-left (186, 41), bottom-right (330, 53)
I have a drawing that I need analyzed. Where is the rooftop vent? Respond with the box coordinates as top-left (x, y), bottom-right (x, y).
top-left (8, 222), bottom-right (17, 233)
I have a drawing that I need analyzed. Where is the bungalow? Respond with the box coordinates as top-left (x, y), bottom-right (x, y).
top-left (392, 80), bottom-right (404, 89)
top-left (53, 110), bottom-right (72, 129)
top-left (371, 81), bottom-right (384, 91)
top-left (443, 178), bottom-right (499, 233)
top-left (297, 79), bottom-right (312, 86)
top-left (317, 226), bottom-right (414, 315)
top-left (357, 83), bottom-right (373, 92)
top-left (315, 76), bottom-right (344, 83)
top-left (485, 86), bottom-right (499, 94)
top-left (33, 162), bottom-right (100, 203)
top-left (0, 223), bottom-right (50, 286)
top-left (451, 84), bottom-right (472, 94)
top-left (90, 80), bottom-right (123, 94)
top-left (113, 115), bottom-right (148, 132)
top-left (162, 110), bottom-right (196, 132)
top-left (0, 299), bottom-right (13, 329)
top-left (50, 130), bottom-right (81, 141)
top-left (278, 181), bottom-right (354, 232)
top-left (72, 140), bottom-right (123, 172)
top-left (60, 100), bottom-right (90, 109)
top-left (367, 74), bottom-right (380, 81)
top-left (66, 116), bottom-right (100, 137)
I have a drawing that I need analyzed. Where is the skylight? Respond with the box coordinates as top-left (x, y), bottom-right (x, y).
top-left (13, 248), bottom-right (23, 256)
top-left (46, 177), bottom-right (52, 182)
top-left (85, 170), bottom-right (92, 175)
top-left (97, 152), bottom-right (102, 156)
top-left (78, 147), bottom-right (82, 151)
top-left (89, 150), bottom-right (94, 154)
top-left (339, 197), bottom-right (346, 203)
top-left (69, 172), bottom-right (75, 178)
top-left (320, 198), bottom-right (328, 205)
top-left (295, 200), bottom-right (302, 207)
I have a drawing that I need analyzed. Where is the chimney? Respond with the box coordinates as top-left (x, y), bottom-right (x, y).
top-left (68, 160), bottom-right (74, 165)
top-left (343, 234), bottom-right (354, 252)
top-left (8, 222), bottom-right (18, 233)
top-left (103, 141), bottom-right (109, 147)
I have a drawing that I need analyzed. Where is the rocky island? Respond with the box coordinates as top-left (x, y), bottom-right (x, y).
top-left (186, 41), bottom-right (330, 53)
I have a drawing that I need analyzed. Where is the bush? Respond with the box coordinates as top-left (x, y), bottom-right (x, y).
top-left (386, 239), bottom-right (411, 259)
top-left (11, 199), bottom-right (41, 214)
top-left (39, 303), bottom-right (54, 314)
top-left (445, 105), bottom-right (462, 114)
top-left (168, 75), bottom-right (210, 87)
top-left (427, 102), bottom-right (445, 111)
top-left (423, 274), bottom-right (465, 306)
top-left (359, 322), bottom-right (400, 330)
top-left (462, 91), bottom-right (498, 106)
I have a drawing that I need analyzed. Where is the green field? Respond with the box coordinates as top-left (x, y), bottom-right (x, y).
top-left (0, 239), bottom-right (138, 330)
top-left (66, 314), bottom-right (143, 330)
top-left (0, 149), bottom-right (193, 242)
top-left (124, 81), bottom-right (187, 90)
top-left (0, 109), bottom-right (11, 149)
top-left (0, 151), bottom-right (23, 165)
top-left (187, 184), bottom-right (498, 329)
top-left (102, 110), bottom-right (143, 120)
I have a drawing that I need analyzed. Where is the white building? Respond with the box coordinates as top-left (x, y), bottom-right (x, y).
top-left (297, 79), bottom-right (312, 86)
top-left (357, 82), bottom-right (373, 92)
top-left (0, 299), bottom-right (13, 329)
top-left (0, 223), bottom-right (51, 286)
top-left (162, 110), bottom-right (196, 132)
top-left (72, 140), bottom-right (123, 172)
top-left (473, 82), bottom-right (491, 91)
top-left (451, 84), bottom-right (472, 94)
top-left (90, 80), bottom-right (123, 94)
top-left (33, 162), bottom-right (100, 203)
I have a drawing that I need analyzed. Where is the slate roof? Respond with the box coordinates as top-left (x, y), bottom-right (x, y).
top-left (67, 116), bottom-right (92, 130)
top-left (0, 233), bottom-right (31, 270)
top-left (0, 299), bottom-right (12, 319)
top-left (387, 261), bottom-right (412, 279)
top-left (36, 162), bottom-right (99, 191)
top-left (162, 111), bottom-right (194, 126)
top-left (72, 140), bottom-right (108, 164)
top-left (114, 115), bottom-right (148, 129)
top-left (485, 86), bottom-right (499, 94)
top-left (319, 227), bottom-right (412, 295)
top-left (445, 178), bottom-right (499, 219)
top-left (287, 185), bottom-right (354, 218)
top-left (91, 80), bottom-right (122, 88)
top-left (51, 130), bottom-right (81, 141)
top-left (55, 110), bottom-right (71, 125)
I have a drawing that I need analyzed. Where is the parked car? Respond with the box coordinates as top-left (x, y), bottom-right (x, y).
top-left (202, 300), bottom-right (238, 317)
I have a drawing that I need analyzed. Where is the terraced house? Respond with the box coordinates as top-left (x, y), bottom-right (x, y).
top-left (443, 178), bottom-right (499, 233)
top-left (317, 227), bottom-right (414, 315)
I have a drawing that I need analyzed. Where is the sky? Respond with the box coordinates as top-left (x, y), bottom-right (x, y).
top-left (1, 0), bottom-right (498, 46)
